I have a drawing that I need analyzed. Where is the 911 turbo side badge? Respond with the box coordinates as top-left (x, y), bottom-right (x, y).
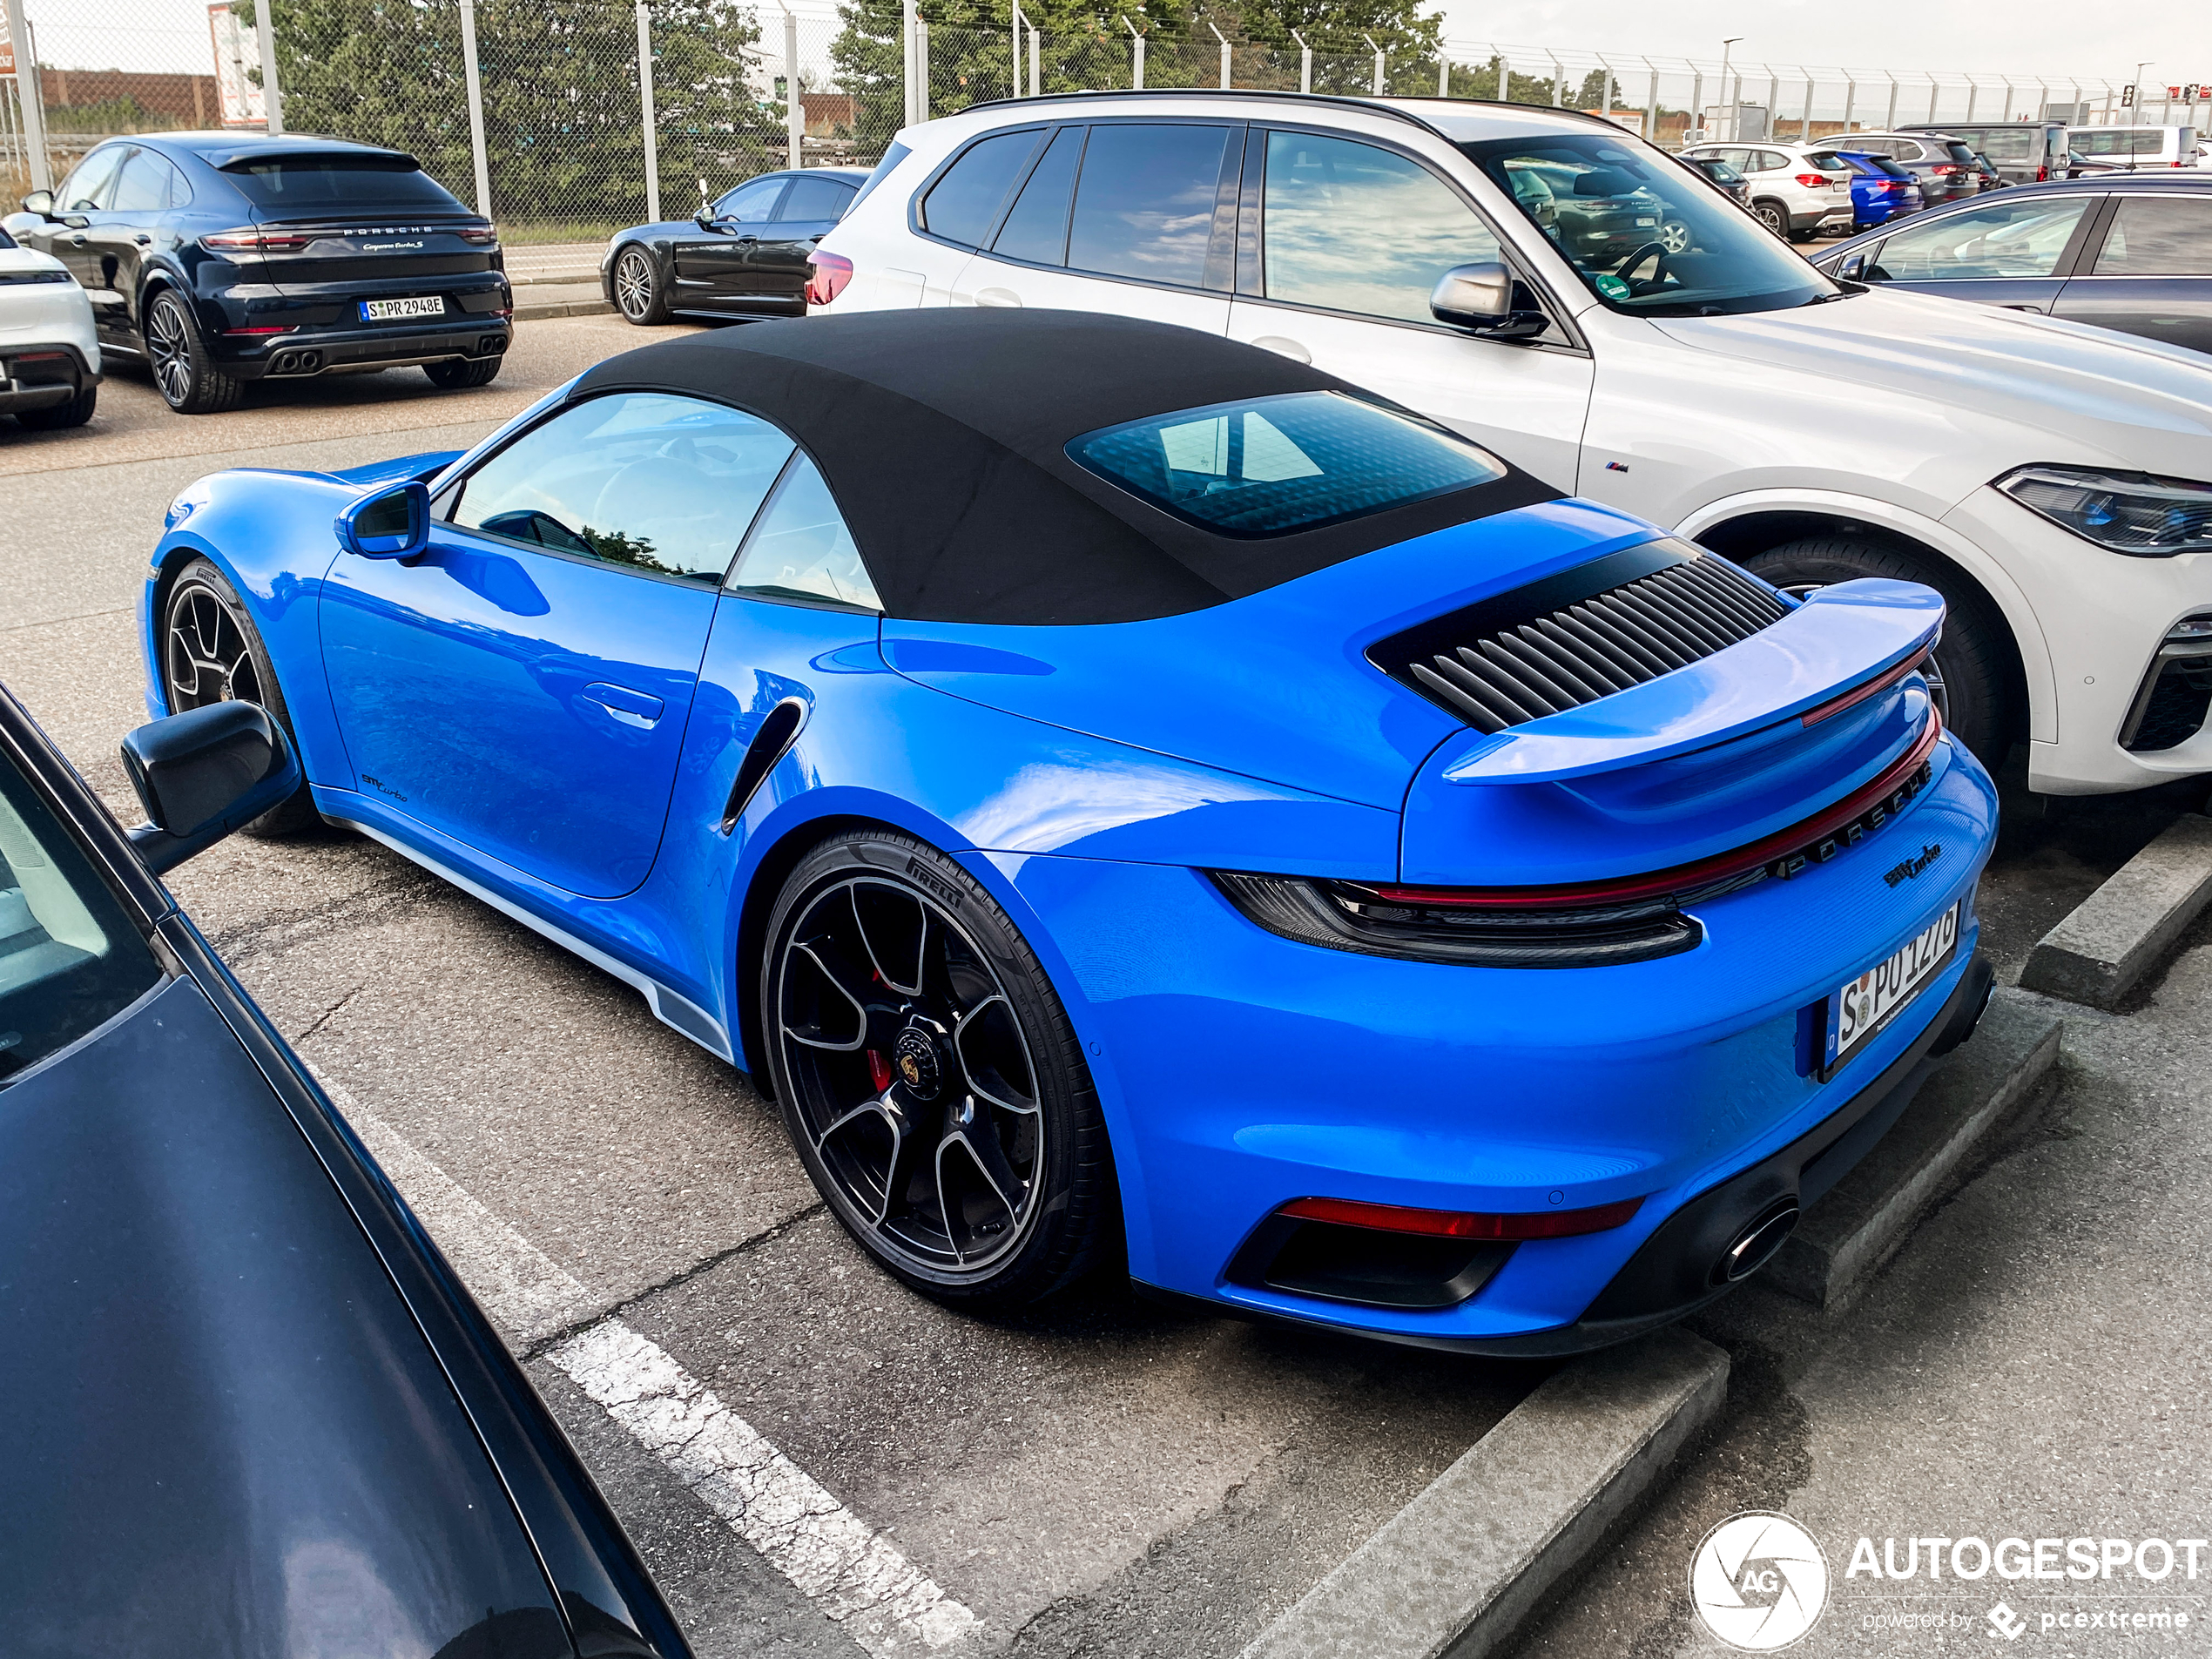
top-left (1884, 844), bottom-right (1943, 887)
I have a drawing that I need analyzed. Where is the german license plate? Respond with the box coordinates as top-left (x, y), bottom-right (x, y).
top-left (359, 295), bottom-right (444, 321)
top-left (1825, 900), bottom-right (1960, 1072)
top-left (1635, 216), bottom-right (1656, 226)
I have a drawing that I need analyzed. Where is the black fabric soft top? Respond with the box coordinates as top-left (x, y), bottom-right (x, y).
top-left (569, 309), bottom-right (1559, 625)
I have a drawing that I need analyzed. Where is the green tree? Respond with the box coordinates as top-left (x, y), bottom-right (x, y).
top-left (240, 0), bottom-right (779, 233)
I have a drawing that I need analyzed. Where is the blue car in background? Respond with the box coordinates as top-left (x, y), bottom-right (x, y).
top-left (139, 309), bottom-right (1998, 1354)
top-left (1820, 149), bottom-right (1925, 232)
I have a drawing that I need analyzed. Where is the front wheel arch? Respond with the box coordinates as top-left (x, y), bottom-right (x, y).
top-left (1694, 509), bottom-right (2029, 755)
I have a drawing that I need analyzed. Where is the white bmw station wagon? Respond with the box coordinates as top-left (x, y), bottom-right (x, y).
top-left (812, 91), bottom-right (2212, 795)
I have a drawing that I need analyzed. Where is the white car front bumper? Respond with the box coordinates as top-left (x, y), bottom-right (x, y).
top-left (1946, 485), bottom-right (2212, 794)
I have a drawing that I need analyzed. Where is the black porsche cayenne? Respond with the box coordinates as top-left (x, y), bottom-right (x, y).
top-left (5, 132), bottom-right (511, 414)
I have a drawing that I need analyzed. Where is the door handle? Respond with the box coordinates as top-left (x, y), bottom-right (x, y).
top-left (581, 682), bottom-right (665, 728)
top-left (1251, 335), bottom-right (1312, 363)
top-left (735, 235), bottom-right (758, 245)
top-left (2000, 303), bottom-right (2046, 314)
top-left (135, 233), bottom-right (152, 246)
top-left (69, 233), bottom-right (86, 246)
top-left (974, 287), bottom-right (1023, 307)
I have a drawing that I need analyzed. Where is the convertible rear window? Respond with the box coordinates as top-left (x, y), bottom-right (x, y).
top-left (1068, 391), bottom-right (1507, 537)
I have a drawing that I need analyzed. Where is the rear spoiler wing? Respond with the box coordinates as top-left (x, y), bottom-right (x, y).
top-left (1437, 579), bottom-right (1943, 786)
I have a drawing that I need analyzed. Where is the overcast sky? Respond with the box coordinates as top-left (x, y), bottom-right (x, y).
top-left (1431, 0), bottom-right (2204, 86)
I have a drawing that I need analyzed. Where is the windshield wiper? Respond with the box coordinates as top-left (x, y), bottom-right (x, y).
top-left (1797, 290), bottom-right (1854, 307)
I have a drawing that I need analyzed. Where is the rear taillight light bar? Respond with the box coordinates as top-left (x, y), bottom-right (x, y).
top-left (457, 226), bottom-right (499, 246)
top-left (201, 227), bottom-right (313, 255)
top-left (1278, 1194), bottom-right (1645, 1242)
top-left (806, 250), bottom-right (853, 307)
top-left (1795, 172), bottom-right (1831, 187)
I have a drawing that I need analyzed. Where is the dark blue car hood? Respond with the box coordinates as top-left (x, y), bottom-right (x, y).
top-left (0, 976), bottom-right (564, 1655)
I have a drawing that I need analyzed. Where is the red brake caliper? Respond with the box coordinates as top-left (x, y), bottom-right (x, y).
top-left (867, 1049), bottom-right (893, 1093)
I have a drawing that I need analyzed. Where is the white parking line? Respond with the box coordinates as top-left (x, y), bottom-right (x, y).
top-left (320, 1080), bottom-right (984, 1656)
top-left (549, 1322), bottom-right (985, 1656)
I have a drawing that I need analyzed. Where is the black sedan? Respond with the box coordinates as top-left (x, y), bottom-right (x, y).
top-left (1814, 175), bottom-right (2212, 356)
top-left (603, 166), bottom-right (868, 324)
top-left (0, 685), bottom-right (687, 1657)
top-left (1, 132), bottom-right (511, 414)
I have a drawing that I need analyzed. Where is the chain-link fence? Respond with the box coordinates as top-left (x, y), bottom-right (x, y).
top-left (3, 0), bottom-right (2191, 247)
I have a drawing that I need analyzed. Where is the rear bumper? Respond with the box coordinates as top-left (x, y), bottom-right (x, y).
top-left (0, 341), bottom-right (98, 411)
top-left (215, 317), bottom-right (511, 380)
top-left (1143, 951), bottom-right (1998, 1356)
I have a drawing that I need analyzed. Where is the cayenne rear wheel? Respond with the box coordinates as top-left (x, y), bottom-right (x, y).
top-left (763, 831), bottom-right (1114, 1308)
top-left (145, 290), bottom-right (242, 415)
top-left (1658, 217), bottom-right (1693, 255)
top-left (162, 558), bottom-right (319, 834)
top-left (1742, 536), bottom-right (2018, 767)
top-left (613, 246), bottom-right (669, 325)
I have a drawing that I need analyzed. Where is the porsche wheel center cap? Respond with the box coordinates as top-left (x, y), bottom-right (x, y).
top-left (894, 1027), bottom-right (945, 1102)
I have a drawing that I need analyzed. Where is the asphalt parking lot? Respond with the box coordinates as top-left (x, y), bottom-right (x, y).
top-left (8, 319), bottom-right (2210, 1657)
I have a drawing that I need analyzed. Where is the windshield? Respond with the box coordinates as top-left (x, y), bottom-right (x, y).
top-left (0, 752), bottom-right (163, 1087)
top-left (1068, 391), bottom-right (1507, 537)
top-left (1460, 134), bottom-right (1837, 316)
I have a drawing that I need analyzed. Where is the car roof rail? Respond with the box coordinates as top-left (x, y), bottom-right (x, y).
top-left (947, 87), bottom-right (1634, 141)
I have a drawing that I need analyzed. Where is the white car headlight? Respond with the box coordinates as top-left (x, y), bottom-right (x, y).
top-left (1997, 465), bottom-right (2212, 557)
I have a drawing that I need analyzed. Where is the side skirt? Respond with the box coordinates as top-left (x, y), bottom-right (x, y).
top-left (332, 814), bottom-right (735, 1064)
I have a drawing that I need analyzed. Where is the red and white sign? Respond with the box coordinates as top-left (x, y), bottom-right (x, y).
top-left (207, 3), bottom-right (267, 126)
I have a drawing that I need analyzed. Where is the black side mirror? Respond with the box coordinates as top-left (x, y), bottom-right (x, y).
top-left (21, 188), bottom-right (54, 218)
top-left (1838, 253), bottom-right (1865, 280)
top-left (121, 702), bottom-right (302, 873)
top-left (1430, 262), bottom-right (1550, 340)
top-left (334, 480), bottom-right (430, 559)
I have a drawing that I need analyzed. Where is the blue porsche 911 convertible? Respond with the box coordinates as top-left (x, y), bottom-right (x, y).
top-left (142, 309), bottom-right (1996, 1352)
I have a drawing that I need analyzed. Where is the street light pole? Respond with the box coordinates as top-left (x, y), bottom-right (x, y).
top-left (1718, 38), bottom-right (1741, 139)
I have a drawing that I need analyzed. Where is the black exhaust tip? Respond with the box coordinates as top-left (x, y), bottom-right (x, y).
top-left (1712, 1197), bottom-right (1800, 1285)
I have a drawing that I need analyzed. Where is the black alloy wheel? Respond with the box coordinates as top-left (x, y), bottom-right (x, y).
top-left (161, 558), bottom-right (319, 833)
top-left (763, 832), bottom-right (1113, 1307)
top-left (145, 290), bottom-right (243, 415)
top-left (613, 246), bottom-right (669, 325)
top-left (424, 356), bottom-right (502, 388)
top-left (1743, 536), bottom-right (2017, 767)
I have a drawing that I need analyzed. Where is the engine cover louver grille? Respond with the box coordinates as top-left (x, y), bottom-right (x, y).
top-left (1371, 540), bottom-right (1791, 734)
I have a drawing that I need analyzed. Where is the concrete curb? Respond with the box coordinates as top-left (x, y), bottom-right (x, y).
top-left (1241, 1328), bottom-right (1728, 1659)
top-left (513, 293), bottom-right (614, 322)
top-left (1762, 989), bottom-right (2062, 1312)
top-left (2019, 813), bottom-right (2212, 1010)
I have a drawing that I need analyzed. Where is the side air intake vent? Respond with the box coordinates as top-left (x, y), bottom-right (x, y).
top-left (1371, 540), bottom-right (1791, 733)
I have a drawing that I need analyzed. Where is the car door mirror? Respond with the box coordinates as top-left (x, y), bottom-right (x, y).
top-left (1430, 262), bottom-right (1549, 339)
top-left (120, 701), bottom-right (303, 873)
top-left (1838, 253), bottom-right (1865, 280)
top-left (21, 188), bottom-right (54, 218)
top-left (334, 480), bottom-right (430, 559)
top-left (61, 213), bottom-right (91, 231)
